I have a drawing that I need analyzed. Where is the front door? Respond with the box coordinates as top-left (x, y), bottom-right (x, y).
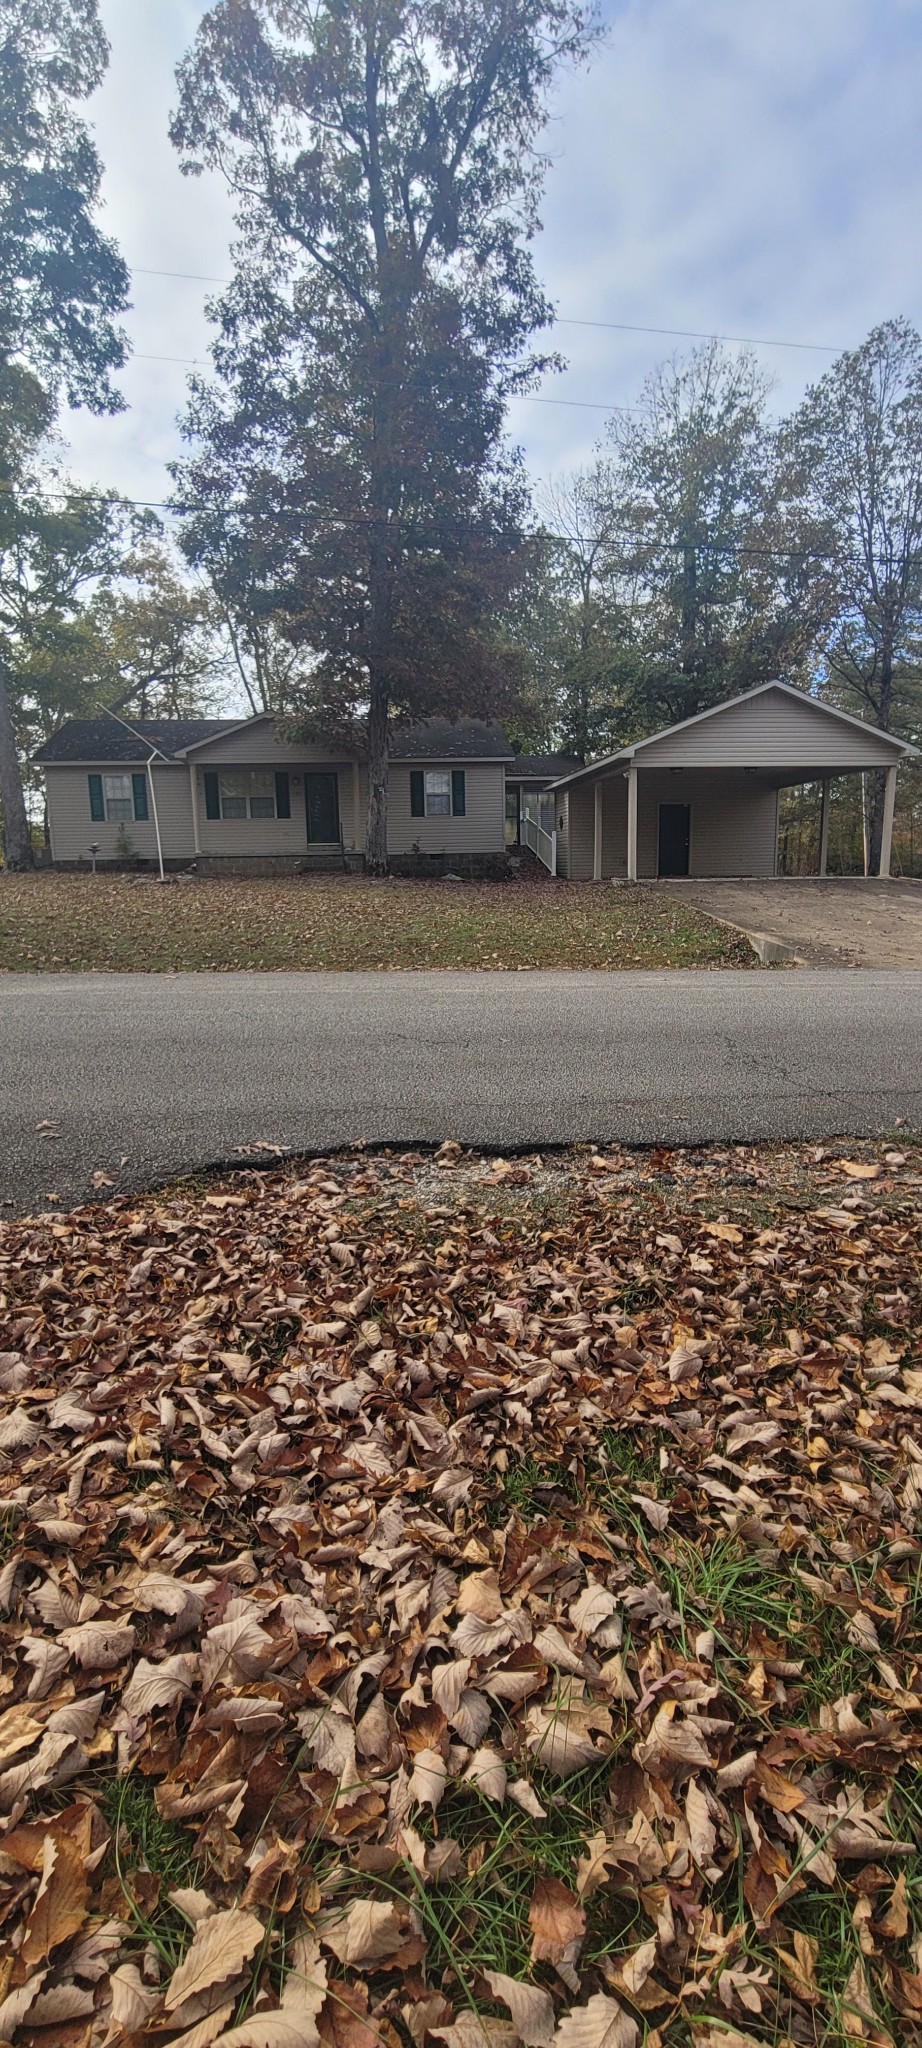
top-left (306, 772), bottom-right (339, 844)
top-left (658, 802), bottom-right (690, 876)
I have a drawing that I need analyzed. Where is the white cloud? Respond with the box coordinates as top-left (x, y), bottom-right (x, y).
top-left (60, 0), bottom-right (922, 508)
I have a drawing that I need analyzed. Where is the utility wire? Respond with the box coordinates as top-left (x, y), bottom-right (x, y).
top-left (129, 265), bottom-right (845, 354)
top-left (2, 481), bottom-right (835, 565)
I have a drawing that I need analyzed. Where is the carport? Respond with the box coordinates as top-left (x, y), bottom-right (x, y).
top-left (542, 681), bottom-right (917, 880)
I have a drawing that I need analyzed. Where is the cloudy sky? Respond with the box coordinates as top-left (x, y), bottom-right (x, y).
top-left (63, 0), bottom-right (922, 514)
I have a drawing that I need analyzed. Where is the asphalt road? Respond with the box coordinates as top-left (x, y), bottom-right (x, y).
top-left (3, 969), bottom-right (922, 1215)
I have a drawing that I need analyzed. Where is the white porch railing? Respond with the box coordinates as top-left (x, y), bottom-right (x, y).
top-left (522, 813), bottom-right (557, 875)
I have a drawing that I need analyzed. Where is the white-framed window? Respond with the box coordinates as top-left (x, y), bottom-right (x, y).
top-left (424, 770), bottom-right (451, 816)
top-left (103, 774), bottom-right (134, 821)
top-left (220, 770), bottom-right (277, 820)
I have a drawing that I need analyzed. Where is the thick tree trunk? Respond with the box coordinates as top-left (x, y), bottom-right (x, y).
top-left (0, 664), bottom-right (33, 871)
top-left (365, 670), bottom-right (389, 873)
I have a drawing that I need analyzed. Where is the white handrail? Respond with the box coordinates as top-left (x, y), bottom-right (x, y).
top-left (523, 815), bottom-right (557, 875)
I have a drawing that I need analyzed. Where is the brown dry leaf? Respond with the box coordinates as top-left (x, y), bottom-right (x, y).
top-left (685, 1778), bottom-right (717, 1868)
top-left (529, 1876), bottom-right (586, 1964)
top-left (575, 1834), bottom-right (622, 1900)
top-left (835, 1159), bottom-right (881, 1180)
top-left (432, 2018), bottom-right (518, 2048)
top-left (879, 1872), bottom-right (910, 1940)
top-left (108, 1962), bottom-right (157, 2032)
top-left (776, 1930), bottom-right (820, 2004)
top-left (0, 1700), bottom-right (44, 1767)
top-left (319, 1898), bottom-right (406, 1967)
top-left (211, 2019), bottom-right (325, 2047)
top-left (165, 1907), bottom-right (265, 2010)
top-left (525, 1700), bottom-right (611, 1777)
top-left (456, 1569), bottom-right (503, 1620)
top-left (407, 1747), bottom-right (448, 1810)
top-left (19, 1828), bottom-right (88, 1967)
top-left (462, 1745), bottom-right (508, 1802)
top-left (483, 1970), bottom-right (556, 2047)
top-left (553, 1992), bottom-right (639, 2048)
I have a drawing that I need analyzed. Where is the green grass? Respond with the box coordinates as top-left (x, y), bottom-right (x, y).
top-left (101, 1775), bottom-right (199, 1970)
top-left (0, 872), bottom-right (753, 972)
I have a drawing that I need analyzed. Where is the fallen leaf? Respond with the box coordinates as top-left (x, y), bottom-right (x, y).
top-left (165, 1908), bottom-right (265, 2009)
top-left (483, 1971), bottom-right (556, 2047)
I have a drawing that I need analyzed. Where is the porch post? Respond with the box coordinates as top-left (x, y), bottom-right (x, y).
top-left (189, 763), bottom-right (202, 856)
top-left (877, 764), bottom-right (898, 877)
top-left (352, 759), bottom-right (362, 854)
top-left (593, 779), bottom-right (603, 880)
top-left (626, 765), bottom-right (638, 882)
top-left (818, 778), bottom-right (830, 877)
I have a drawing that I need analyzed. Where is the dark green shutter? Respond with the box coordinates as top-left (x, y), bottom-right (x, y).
top-left (88, 773), bottom-right (104, 822)
top-left (132, 772), bottom-right (149, 821)
top-left (275, 771), bottom-right (291, 819)
top-left (204, 771), bottom-right (220, 820)
top-left (451, 769), bottom-right (466, 816)
top-left (410, 770), bottom-right (425, 817)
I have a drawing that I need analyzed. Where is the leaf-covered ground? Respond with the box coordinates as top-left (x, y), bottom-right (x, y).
top-left (0, 874), bottom-right (751, 971)
top-left (1, 1140), bottom-right (921, 2048)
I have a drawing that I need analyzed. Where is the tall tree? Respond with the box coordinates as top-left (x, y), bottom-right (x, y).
top-left (599, 342), bottom-right (824, 730)
top-left (0, 0), bottom-right (129, 866)
top-left (535, 467), bottom-right (627, 758)
top-left (0, 473), bottom-right (131, 762)
top-left (90, 540), bottom-right (224, 719)
top-left (171, 0), bottom-right (599, 869)
top-left (784, 318), bottom-right (922, 872)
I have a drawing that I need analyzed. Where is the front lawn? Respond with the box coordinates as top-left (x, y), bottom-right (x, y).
top-left (0, 1140), bottom-right (920, 2045)
top-left (0, 871), bottom-right (752, 970)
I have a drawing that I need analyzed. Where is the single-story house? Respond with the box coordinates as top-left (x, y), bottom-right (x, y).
top-left (539, 682), bottom-right (918, 880)
top-left (503, 753), bottom-right (583, 847)
top-left (35, 713), bottom-right (515, 870)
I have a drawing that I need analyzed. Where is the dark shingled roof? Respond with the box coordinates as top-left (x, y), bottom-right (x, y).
top-left (506, 753), bottom-right (584, 780)
top-left (390, 718), bottom-right (512, 759)
top-left (34, 718), bottom-right (237, 764)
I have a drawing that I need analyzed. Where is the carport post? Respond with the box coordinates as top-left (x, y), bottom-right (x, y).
top-left (593, 780), bottom-right (603, 880)
top-left (626, 765), bottom-right (638, 882)
top-left (818, 778), bottom-right (830, 876)
top-left (877, 764), bottom-right (898, 877)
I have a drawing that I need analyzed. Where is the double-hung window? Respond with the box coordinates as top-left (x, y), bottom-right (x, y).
top-left (203, 770), bottom-right (291, 822)
top-left (410, 768), bottom-right (466, 818)
top-left (88, 772), bottom-right (149, 823)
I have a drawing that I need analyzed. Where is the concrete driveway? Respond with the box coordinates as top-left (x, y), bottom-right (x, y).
top-left (3, 968), bottom-right (922, 1216)
top-left (657, 877), bottom-right (922, 967)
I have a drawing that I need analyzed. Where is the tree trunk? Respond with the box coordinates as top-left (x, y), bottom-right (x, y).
top-left (365, 669), bottom-right (389, 873)
top-left (680, 534), bottom-right (697, 673)
top-left (866, 632), bottom-right (895, 875)
top-left (0, 663), bottom-right (33, 871)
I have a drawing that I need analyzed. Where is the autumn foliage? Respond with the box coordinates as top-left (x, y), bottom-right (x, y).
top-left (0, 1142), bottom-right (920, 2045)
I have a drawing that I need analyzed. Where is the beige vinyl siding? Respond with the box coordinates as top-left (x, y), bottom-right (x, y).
top-left (636, 770), bottom-right (778, 877)
top-left (562, 781), bottom-right (595, 879)
top-left (386, 761), bottom-right (506, 854)
top-left (187, 719), bottom-right (339, 767)
top-left (636, 686), bottom-right (901, 771)
top-left (193, 761), bottom-right (358, 856)
top-left (561, 769), bottom-right (778, 879)
top-left (555, 790), bottom-right (570, 876)
top-left (601, 774), bottom-right (628, 875)
top-left (45, 764), bottom-right (195, 862)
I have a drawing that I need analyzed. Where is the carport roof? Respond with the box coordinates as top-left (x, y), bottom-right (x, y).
top-left (547, 680), bottom-right (919, 791)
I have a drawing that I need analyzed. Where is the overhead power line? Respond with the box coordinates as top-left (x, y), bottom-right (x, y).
top-left (128, 349), bottom-right (638, 410)
top-left (5, 481), bottom-right (835, 566)
top-left (129, 263), bottom-right (846, 356)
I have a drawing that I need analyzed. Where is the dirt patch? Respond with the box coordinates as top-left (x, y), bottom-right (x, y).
top-left (656, 875), bottom-right (922, 966)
